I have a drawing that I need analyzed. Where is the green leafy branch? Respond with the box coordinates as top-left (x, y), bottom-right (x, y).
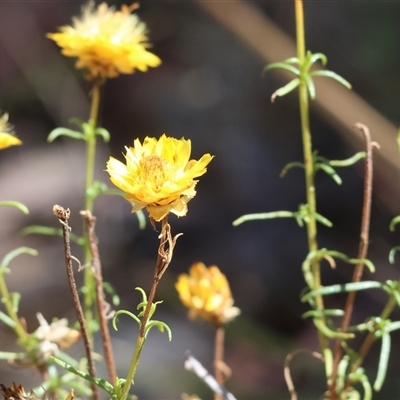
top-left (301, 249), bottom-right (374, 292)
top-left (280, 150), bottom-right (366, 185)
top-left (233, 203), bottom-right (332, 228)
top-left (264, 51), bottom-right (351, 101)
top-left (47, 118), bottom-right (110, 143)
top-left (112, 287), bottom-right (172, 341)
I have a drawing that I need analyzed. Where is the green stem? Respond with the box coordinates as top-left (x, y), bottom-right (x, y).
top-left (0, 271), bottom-right (28, 343)
top-left (83, 80), bottom-right (101, 341)
top-left (295, 0), bottom-right (327, 351)
top-left (119, 279), bottom-right (160, 400)
top-left (119, 218), bottom-right (174, 400)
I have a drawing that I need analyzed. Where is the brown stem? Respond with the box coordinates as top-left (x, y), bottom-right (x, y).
top-left (330, 124), bottom-right (376, 398)
top-left (81, 210), bottom-right (117, 386)
top-left (139, 218), bottom-right (181, 337)
top-left (214, 324), bottom-right (225, 400)
top-left (53, 205), bottom-right (99, 400)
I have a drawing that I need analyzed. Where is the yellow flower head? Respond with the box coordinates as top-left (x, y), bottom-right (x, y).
top-left (47, 2), bottom-right (161, 80)
top-left (106, 134), bottom-right (213, 221)
top-left (0, 113), bottom-right (21, 150)
top-left (176, 262), bottom-right (240, 325)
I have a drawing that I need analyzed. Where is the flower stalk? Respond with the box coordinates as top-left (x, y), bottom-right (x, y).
top-left (120, 218), bottom-right (180, 400)
top-left (83, 80), bottom-right (102, 341)
top-left (214, 324), bottom-right (225, 400)
top-left (294, 0), bottom-right (327, 351)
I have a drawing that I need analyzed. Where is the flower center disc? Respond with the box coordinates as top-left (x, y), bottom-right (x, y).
top-left (140, 155), bottom-right (170, 188)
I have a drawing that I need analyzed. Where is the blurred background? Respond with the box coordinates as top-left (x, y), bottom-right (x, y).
top-left (1, 1), bottom-right (400, 398)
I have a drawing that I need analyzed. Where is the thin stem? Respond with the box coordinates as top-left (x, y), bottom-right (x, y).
top-left (81, 210), bottom-right (117, 386)
top-left (120, 277), bottom-right (160, 400)
top-left (330, 124), bottom-right (375, 398)
top-left (53, 205), bottom-right (99, 400)
top-left (120, 218), bottom-right (181, 400)
top-left (214, 324), bottom-right (225, 400)
top-left (83, 80), bottom-right (102, 342)
top-left (294, 0), bottom-right (326, 351)
top-left (0, 271), bottom-right (27, 342)
top-left (85, 81), bottom-right (101, 212)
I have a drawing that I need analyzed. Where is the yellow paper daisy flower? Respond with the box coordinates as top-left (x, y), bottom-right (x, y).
top-left (176, 262), bottom-right (240, 325)
top-left (47, 2), bottom-right (161, 80)
top-left (106, 134), bottom-right (213, 221)
top-left (0, 113), bottom-right (21, 150)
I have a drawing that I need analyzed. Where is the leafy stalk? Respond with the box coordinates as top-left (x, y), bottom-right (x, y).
top-left (83, 80), bottom-right (102, 341)
top-left (294, 0), bottom-right (327, 351)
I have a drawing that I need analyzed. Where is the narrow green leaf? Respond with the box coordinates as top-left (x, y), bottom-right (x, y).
top-left (302, 281), bottom-right (383, 302)
top-left (20, 225), bottom-right (84, 245)
top-left (47, 128), bottom-right (85, 142)
top-left (95, 127), bottom-right (110, 142)
top-left (51, 357), bottom-right (115, 395)
top-left (302, 308), bottom-right (344, 319)
top-left (309, 52), bottom-right (327, 66)
top-left (317, 163), bottom-right (342, 185)
top-left (263, 62), bottom-right (299, 76)
top-left (323, 348), bottom-right (333, 380)
top-left (311, 70), bottom-right (352, 89)
top-left (329, 152), bottom-right (366, 167)
top-left (0, 201), bottom-right (29, 214)
top-left (0, 351), bottom-right (26, 360)
top-left (1, 247), bottom-right (38, 270)
top-left (280, 161), bottom-right (304, 177)
top-left (336, 355), bottom-right (350, 393)
top-left (374, 332), bottom-right (390, 391)
top-left (385, 321), bottom-right (400, 333)
top-left (313, 319), bottom-right (354, 339)
top-left (304, 74), bottom-right (316, 100)
top-left (233, 211), bottom-right (295, 226)
top-left (314, 212), bottom-right (333, 227)
top-left (389, 246), bottom-right (400, 264)
top-left (271, 78), bottom-right (300, 101)
top-left (146, 320), bottom-right (172, 341)
top-left (283, 57), bottom-right (300, 64)
top-left (389, 215), bottom-right (400, 232)
top-left (112, 310), bottom-right (140, 331)
top-left (0, 310), bottom-right (16, 328)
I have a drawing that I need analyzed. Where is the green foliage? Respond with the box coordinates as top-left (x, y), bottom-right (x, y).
top-left (112, 287), bottom-right (172, 341)
top-left (0, 201), bottom-right (29, 214)
top-left (47, 118), bottom-right (110, 143)
top-left (264, 51), bottom-right (351, 101)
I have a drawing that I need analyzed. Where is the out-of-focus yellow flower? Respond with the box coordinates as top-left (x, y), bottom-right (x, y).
top-left (176, 262), bottom-right (240, 325)
top-left (0, 113), bottom-right (21, 150)
top-left (106, 134), bottom-right (213, 221)
top-left (47, 2), bottom-right (161, 80)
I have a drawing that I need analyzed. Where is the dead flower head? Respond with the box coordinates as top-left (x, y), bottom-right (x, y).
top-left (0, 383), bottom-right (44, 400)
top-left (33, 313), bottom-right (80, 363)
top-left (176, 262), bottom-right (240, 325)
top-left (106, 134), bottom-right (213, 221)
top-left (47, 2), bottom-right (161, 80)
